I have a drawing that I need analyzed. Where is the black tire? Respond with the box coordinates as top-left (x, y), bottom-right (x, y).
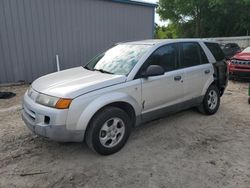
top-left (248, 97), bottom-right (250, 105)
top-left (198, 84), bottom-right (220, 115)
top-left (85, 106), bottom-right (132, 155)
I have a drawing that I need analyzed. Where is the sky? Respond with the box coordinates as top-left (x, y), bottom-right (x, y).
top-left (142, 0), bottom-right (168, 26)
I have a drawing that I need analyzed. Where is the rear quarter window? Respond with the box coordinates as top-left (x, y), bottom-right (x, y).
top-left (205, 42), bottom-right (225, 61)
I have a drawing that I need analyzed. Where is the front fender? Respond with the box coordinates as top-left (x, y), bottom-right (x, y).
top-left (75, 92), bottom-right (141, 131)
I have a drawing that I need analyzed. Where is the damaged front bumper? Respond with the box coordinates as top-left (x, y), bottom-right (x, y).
top-left (22, 91), bottom-right (84, 142)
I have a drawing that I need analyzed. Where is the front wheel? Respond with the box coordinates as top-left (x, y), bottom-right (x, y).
top-left (85, 107), bottom-right (132, 155)
top-left (198, 84), bottom-right (220, 115)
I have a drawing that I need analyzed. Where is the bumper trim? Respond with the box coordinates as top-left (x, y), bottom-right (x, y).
top-left (22, 110), bottom-right (84, 142)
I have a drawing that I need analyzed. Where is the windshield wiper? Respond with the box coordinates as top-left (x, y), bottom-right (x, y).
top-left (93, 68), bottom-right (114, 74)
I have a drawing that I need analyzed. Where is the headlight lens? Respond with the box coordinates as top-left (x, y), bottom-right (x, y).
top-left (36, 94), bottom-right (59, 108)
top-left (36, 93), bottom-right (72, 109)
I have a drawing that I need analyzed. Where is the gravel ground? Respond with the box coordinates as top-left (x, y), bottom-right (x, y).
top-left (0, 81), bottom-right (249, 188)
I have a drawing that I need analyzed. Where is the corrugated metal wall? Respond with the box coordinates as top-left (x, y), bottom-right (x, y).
top-left (0, 0), bottom-right (154, 83)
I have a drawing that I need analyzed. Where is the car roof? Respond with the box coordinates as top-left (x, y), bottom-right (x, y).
top-left (120, 39), bottom-right (218, 46)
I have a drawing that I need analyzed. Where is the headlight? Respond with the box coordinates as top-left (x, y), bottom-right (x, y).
top-left (36, 93), bottom-right (72, 109)
top-left (36, 93), bottom-right (58, 107)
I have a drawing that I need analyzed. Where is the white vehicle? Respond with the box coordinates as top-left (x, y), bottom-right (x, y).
top-left (22, 39), bottom-right (228, 155)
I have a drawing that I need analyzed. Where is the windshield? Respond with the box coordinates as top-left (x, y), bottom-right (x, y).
top-left (242, 47), bottom-right (250, 53)
top-left (85, 44), bottom-right (151, 75)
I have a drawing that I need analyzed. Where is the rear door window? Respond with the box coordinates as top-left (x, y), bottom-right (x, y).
top-left (179, 42), bottom-right (202, 68)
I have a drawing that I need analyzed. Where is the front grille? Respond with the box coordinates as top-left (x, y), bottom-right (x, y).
top-left (231, 60), bottom-right (250, 66)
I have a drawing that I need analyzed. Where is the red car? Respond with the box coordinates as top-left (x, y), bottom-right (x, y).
top-left (228, 47), bottom-right (250, 79)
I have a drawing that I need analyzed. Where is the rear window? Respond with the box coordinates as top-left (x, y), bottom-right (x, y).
top-left (231, 43), bottom-right (239, 48)
top-left (205, 42), bottom-right (225, 61)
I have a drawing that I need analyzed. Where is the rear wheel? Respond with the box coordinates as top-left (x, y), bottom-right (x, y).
top-left (198, 84), bottom-right (220, 115)
top-left (85, 107), bottom-right (132, 155)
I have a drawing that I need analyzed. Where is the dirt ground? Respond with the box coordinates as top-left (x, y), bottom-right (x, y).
top-left (0, 81), bottom-right (250, 188)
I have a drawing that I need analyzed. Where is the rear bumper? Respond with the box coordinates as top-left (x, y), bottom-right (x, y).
top-left (22, 91), bottom-right (84, 142)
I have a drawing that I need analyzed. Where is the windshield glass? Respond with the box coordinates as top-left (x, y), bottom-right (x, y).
top-left (85, 44), bottom-right (151, 75)
top-left (242, 47), bottom-right (250, 53)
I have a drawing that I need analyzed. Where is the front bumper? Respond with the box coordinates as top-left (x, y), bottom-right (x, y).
top-left (229, 70), bottom-right (250, 79)
top-left (22, 91), bottom-right (84, 142)
top-left (229, 64), bottom-right (250, 78)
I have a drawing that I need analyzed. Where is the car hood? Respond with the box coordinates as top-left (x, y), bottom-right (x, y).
top-left (32, 67), bottom-right (127, 98)
top-left (233, 52), bottom-right (250, 61)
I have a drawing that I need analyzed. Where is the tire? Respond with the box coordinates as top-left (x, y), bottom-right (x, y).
top-left (248, 97), bottom-right (250, 105)
top-left (85, 106), bottom-right (132, 155)
top-left (198, 84), bottom-right (220, 115)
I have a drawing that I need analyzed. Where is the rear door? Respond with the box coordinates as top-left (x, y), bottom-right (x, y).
top-left (179, 42), bottom-right (213, 100)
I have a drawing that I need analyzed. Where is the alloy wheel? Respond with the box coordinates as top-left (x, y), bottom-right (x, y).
top-left (99, 117), bottom-right (125, 148)
top-left (207, 90), bottom-right (218, 110)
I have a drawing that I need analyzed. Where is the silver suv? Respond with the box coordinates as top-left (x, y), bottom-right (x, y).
top-left (22, 39), bottom-right (228, 155)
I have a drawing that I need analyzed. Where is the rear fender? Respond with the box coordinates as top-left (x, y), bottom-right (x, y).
top-left (201, 75), bottom-right (214, 96)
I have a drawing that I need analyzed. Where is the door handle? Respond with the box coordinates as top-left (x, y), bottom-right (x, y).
top-left (204, 69), bottom-right (210, 74)
top-left (174, 75), bottom-right (182, 81)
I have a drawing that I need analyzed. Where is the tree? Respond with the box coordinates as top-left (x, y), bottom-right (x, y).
top-left (157, 0), bottom-right (250, 38)
top-left (157, 0), bottom-right (209, 37)
top-left (154, 23), bottom-right (180, 39)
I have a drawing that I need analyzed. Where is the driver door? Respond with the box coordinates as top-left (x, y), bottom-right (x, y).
top-left (138, 44), bottom-right (185, 120)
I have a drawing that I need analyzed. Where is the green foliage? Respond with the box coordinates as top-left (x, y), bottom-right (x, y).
top-left (157, 0), bottom-right (250, 38)
top-left (154, 23), bottom-right (179, 39)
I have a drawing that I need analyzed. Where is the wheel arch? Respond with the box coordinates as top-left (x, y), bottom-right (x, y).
top-left (83, 101), bottom-right (137, 141)
top-left (75, 92), bottom-right (140, 133)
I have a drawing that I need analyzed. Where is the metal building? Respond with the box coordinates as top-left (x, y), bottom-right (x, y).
top-left (0, 0), bottom-right (156, 83)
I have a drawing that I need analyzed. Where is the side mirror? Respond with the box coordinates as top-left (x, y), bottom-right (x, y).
top-left (141, 65), bottom-right (165, 78)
